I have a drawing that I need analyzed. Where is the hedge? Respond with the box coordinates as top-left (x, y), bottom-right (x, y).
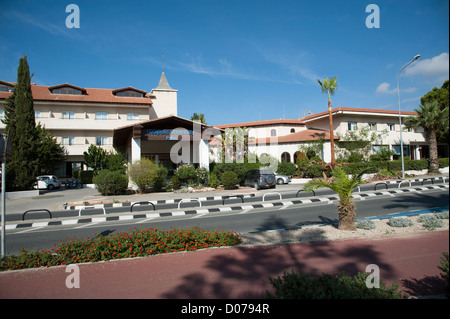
top-left (341, 159), bottom-right (429, 175)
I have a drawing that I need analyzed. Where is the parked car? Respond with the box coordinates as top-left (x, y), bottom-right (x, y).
top-left (275, 173), bottom-right (292, 185)
top-left (244, 168), bottom-right (276, 190)
top-left (34, 175), bottom-right (61, 190)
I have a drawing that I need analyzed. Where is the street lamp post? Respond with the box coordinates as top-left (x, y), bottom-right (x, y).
top-left (397, 54), bottom-right (420, 180)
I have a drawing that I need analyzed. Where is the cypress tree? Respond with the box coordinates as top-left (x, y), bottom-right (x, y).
top-left (5, 55), bottom-right (39, 190)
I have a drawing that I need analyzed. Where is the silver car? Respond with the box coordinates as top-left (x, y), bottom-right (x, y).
top-left (275, 174), bottom-right (291, 185)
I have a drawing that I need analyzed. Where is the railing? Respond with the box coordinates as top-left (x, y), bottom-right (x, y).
top-left (22, 209), bottom-right (52, 221)
top-left (130, 201), bottom-right (156, 212)
top-left (178, 198), bottom-right (202, 210)
top-left (263, 192), bottom-right (282, 201)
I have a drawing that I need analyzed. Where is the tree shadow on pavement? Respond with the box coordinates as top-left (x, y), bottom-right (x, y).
top-left (401, 275), bottom-right (447, 296)
top-left (161, 235), bottom-right (397, 299)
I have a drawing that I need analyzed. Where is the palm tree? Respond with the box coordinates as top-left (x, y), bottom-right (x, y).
top-left (405, 101), bottom-right (449, 172)
top-left (303, 167), bottom-right (368, 230)
top-left (318, 76), bottom-right (338, 167)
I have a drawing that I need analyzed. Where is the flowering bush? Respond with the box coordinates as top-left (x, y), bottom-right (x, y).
top-left (0, 226), bottom-right (241, 271)
top-left (387, 217), bottom-right (414, 228)
top-left (356, 219), bottom-right (376, 230)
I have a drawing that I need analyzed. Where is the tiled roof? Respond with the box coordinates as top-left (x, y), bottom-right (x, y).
top-left (300, 106), bottom-right (417, 121)
top-left (250, 128), bottom-right (338, 145)
top-left (0, 81), bottom-right (153, 105)
top-left (216, 118), bottom-right (305, 129)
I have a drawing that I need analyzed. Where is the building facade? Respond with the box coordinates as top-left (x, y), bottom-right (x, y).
top-left (1, 74), bottom-right (446, 178)
top-left (214, 106), bottom-right (447, 165)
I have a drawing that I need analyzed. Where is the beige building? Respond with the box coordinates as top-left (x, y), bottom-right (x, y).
top-left (215, 106), bottom-right (447, 164)
top-left (1, 73), bottom-right (447, 178)
top-left (0, 73), bottom-right (178, 176)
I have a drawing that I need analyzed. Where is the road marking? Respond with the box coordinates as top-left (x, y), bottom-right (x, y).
top-left (14, 226), bottom-right (46, 234)
top-left (238, 208), bottom-right (253, 214)
top-left (134, 217), bottom-right (158, 224)
top-left (74, 222), bottom-right (99, 229)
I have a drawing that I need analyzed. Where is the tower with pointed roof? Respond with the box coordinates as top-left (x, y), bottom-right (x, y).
top-left (150, 72), bottom-right (178, 119)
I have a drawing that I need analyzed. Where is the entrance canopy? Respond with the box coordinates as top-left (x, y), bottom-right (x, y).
top-left (113, 115), bottom-right (222, 168)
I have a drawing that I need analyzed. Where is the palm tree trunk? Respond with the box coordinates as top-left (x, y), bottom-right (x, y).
top-left (337, 202), bottom-right (356, 230)
top-left (428, 129), bottom-right (439, 172)
top-left (328, 99), bottom-right (336, 168)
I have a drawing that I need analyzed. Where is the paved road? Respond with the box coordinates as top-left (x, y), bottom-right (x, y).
top-left (4, 187), bottom-right (449, 255)
top-left (0, 230), bottom-right (448, 301)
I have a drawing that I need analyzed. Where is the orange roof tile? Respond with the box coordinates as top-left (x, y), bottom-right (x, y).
top-left (216, 118), bottom-right (305, 129)
top-left (251, 129), bottom-right (338, 145)
top-left (300, 106), bottom-right (417, 121)
top-left (0, 82), bottom-right (153, 105)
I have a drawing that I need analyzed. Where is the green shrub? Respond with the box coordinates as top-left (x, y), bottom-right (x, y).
top-left (106, 152), bottom-right (127, 173)
top-left (196, 167), bottom-right (209, 185)
top-left (435, 211), bottom-right (449, 219)
top-left (347, 153), bottom-right (364, 163)
top-left (153, 166), bottom-right (168, 192)
top-left (387, 217), bottom-right (414, 227)
top-left (171, 175), bottom-right (181, 190)
top-left (128, 158), bottom-right (158, 192)
top-left (418, 214), bottom-right (444, 230)
top-left (212, 162), bottom-right (248, 184)
top-left (0, 226), bottom-right (242, 271)
top-left (277, 161), bottom-right (297, 176)
top-left (175, 164), bottom-right (198, 186)
top-left (93, 169), bottom-right (128, 195)
top-left (405, 159), bottom-right (428, 170)
top-left (304, 164), bottom-right (324, 178)
top-left (356, 219), bottom-right (376, 230)
top-left (208, 172), bottom-right (220, 188)
top-left (266, 270), bottom-right (407, 299)
top-left (221, 171), bottom-right (238, 190)
top-left (439, 158), bottom-right (449, 168)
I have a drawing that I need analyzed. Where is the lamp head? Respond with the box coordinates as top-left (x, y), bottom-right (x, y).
top-left (414, 54), bottom-right (421, 60)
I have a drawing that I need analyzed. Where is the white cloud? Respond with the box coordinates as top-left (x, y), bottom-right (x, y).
top-left (404, 52), bottom-right (449, 82)
top-left (376, 82), bottom-right (395, 94)
top-left (375, 82), bottom-right (417, 94)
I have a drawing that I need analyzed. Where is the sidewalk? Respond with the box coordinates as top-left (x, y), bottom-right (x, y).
top-left (0, 229), bottom-right (448, 299)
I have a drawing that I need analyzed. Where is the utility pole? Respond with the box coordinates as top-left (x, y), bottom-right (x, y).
top-left (1, 131), bottom-right (11, 258)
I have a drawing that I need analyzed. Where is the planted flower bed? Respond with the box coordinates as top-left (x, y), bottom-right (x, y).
top-left (0, 226), bottom-right (242, 271)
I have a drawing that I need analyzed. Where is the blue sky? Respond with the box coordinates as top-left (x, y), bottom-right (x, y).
top-left (0, 0), bottom-right (448, 126)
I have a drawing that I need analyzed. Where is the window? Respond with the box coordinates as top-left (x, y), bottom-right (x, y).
top-left (0, 85), bottom-right (13, 92)
top-left (392, 145), bottom-right (410, 160)
top-left (368, 122), bottom-right (377, 131)
top-left (388, 123), bottom-right (395, 131)
top-left (127, 113), bottom-right (139, 121)
top-left (290, 128), bottom-right (296, 133)
top-left (0, 110), bottom-right (3, 118)
top-left (35, 111), bottom-right (40, 118)
top-left (270, 129), bottom-right (277, 136)
top-left (53, 88), bottom-right (82, 95)
top-left (347, 122), bottom-right (357, 131)
top-left (62, 136), bottom-right (74, 146)
top-left (95, 112), bottom-right (108, 120)
top-left (62, 111), bottom-right (75, 119)
top-left (372, 145), bottom-right (389, 154)
top-left (96, 137), bottom-right (108, 146)
top-left (117, 91), bottom-right (143, 97)
top-left (281, 152), bottom-right (291, 163)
